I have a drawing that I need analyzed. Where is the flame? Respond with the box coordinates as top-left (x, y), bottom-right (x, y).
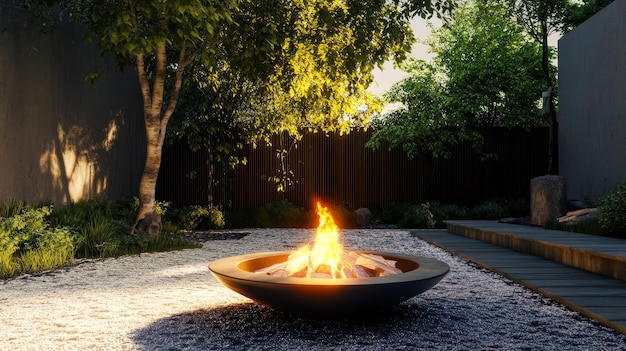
top-left (256, 201), bottom-right (403, 278)
top-left (287, 202), bottom-right (346, 278)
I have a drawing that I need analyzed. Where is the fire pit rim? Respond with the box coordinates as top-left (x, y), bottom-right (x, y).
top-left (209, 250), bottom-right (449, 286)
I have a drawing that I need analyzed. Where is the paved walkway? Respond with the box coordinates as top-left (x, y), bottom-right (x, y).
top-left (412, 221), bottom-right (626, 335)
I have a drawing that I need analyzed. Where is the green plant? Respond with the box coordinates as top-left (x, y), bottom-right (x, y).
top-left (597, 182), bottom-right (626, 237)
top-left (257, 201), bottom-right (312, 228)
top-left (382, 202), bottom-right (413, 225)
top-left (0, 198), bottom-right (28, 218)
top-left (180, 206), bottom-right (225, 230)
top-left (504, 198), bottom-right (530, 217)
top-left (428, 202), bottom-right (470, 228)
top-left (471, 200), bottom-right (509, 219)
top-left (0, 199), bottom-right (201, 279)
top-left (0, 206), bottom-right (79, 279)
top-left (49, 199), bottom-right (113, 229)
top-left (226, 209), bottom-right (261, 228)
top-left (398, 204), bottom-right (435, 229)
top-left (19, 226), bottom-right (76, 274)
top-left (77, 213), bottom-right (117, 258)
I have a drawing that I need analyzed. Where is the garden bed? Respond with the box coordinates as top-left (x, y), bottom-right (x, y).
top-left (1, 229), bottom-right (623, 350)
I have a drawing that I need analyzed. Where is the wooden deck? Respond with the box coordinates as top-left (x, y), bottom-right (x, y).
top-left (412, 221), bottom-right (626, 335)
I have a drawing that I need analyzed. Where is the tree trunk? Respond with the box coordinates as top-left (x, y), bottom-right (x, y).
top-left (131, 44), bottom-right (191, 235)
top-left (132, 127), bottom-right (163, 235)
top-left (541, 19), bottom-right (558, 175)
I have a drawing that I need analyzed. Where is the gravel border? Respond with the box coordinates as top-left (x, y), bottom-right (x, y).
top-left (1, 229), bottom-right (625, 350)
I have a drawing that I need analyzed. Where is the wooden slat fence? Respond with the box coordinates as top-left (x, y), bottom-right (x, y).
top-left (157, 127), bottom-right (550, 210)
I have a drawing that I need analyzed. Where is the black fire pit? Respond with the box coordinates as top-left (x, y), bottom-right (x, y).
top-left (209, 251), bottom-right (449, 316)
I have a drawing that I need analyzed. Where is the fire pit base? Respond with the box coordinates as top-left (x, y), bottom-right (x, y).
top-left (209, 251), bottom-right (449, 317)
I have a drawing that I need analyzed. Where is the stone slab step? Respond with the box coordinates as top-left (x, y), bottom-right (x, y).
top-left (445, 220), bottom-right (626, 282)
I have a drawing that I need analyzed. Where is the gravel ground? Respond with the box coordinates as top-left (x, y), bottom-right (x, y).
top-left (1, 229), bottom-right (625, 351)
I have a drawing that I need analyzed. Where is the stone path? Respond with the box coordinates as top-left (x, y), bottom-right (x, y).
top-left (413, 220), bottom-right (626, 335)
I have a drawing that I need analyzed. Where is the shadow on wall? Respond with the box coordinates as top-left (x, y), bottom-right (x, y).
top-left (38, 117), bottom-right (122, 204)
top-left (0, 3), bottom-right (144, 205)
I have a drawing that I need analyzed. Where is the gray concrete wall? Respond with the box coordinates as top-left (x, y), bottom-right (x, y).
top-left (558, 0), bottom-right (626, 202)
top-left (0, 3), bottom-right (145, 205)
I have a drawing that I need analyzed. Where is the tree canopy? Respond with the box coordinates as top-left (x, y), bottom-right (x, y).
top-left (367, 0), bottom-right (550, 160)
top-left (33, 0), bottom-right (455, 233)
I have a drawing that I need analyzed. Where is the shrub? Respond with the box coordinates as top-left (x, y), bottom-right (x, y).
top-left (428, 202), bottom-right (470, 228)
top-left (0, 198), bottom-right (28, 218)
top-left (0, 199), bottom-right (200, 279)
top-left (0, 206), bottom-right (79, 279)
top-left (49, 199), bottom-right (113, 229)
top-left (180, 206), bottom-right (225, 230)
top-left (76, 213), bottom-right (118, 258)
top-left (19, 226), bottom-right (76, 274)
top-left (382, 202), bottom-right (412, 224)
top-left (111, 197), bottom-right (171, 224)
top-left (398, 204), bottom-right (435, 229)
top-left (597, 182), bottom-right (626, 237)
top-left (504, 198), bottom-right (530, 217)
top-left (470, 200), bottom-right (509, 219)
top-left (226, 209), bottom-right (261, 228)
top-left (257, 201), bottom-right (312, 228)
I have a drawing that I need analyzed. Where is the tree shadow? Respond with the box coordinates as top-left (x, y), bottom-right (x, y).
top-left (131, 301), bottom-right (456, 351)
top-left (0, 6), bottom-right (144, 205)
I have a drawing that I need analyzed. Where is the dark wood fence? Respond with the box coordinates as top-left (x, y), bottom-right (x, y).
top-left (157, 127), bottom-right (550, 210)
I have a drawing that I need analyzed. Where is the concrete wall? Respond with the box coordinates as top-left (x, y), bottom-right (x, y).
top-left (0, 3), bottom-right (145, 205)
top-left (558, 0), bottom-right (626, 202)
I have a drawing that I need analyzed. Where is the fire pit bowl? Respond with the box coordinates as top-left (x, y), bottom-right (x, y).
top-left (209, 251), bottom-right (449, 316)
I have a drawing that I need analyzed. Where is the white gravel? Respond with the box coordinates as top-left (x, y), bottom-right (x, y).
top-left (1, 229), bottom-right (625, 351)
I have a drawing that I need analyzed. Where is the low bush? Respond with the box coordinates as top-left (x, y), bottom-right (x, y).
top-left (179, 205), bottom-right (225, 230)
top-left (225, 208), bottom-right (260, 228)
top-left (1, 199), bottom-right (198, 279)
top-left (470, 200), bottom-right (509, 219)
top-left (0, 198), bottom-right (28, 218)
top-left (382, 202), bottom-right (412, 224)
top-left (398, 204), bottom-right (435, 229)
top-left (504, 198), bottom-right (530, 217)
top-left (428, 202), bottom-right (469, 228)
top-left (256, 200), bottom-right (313, 228)
top-left (597, 182), bottom-right (626, 237)
top-left (0, 206), bottom-right (79, 279)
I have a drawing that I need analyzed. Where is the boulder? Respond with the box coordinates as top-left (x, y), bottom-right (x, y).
top-left (353, 208), bottom-right (372, 228)
top-left (531, 175), bottom-right (567, 226)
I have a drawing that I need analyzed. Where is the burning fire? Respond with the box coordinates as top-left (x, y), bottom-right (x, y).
top-left (256, 202), bottom-right (402, 279)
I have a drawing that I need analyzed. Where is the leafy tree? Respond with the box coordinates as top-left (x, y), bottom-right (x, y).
top-left (169, 0), bottom-right (457, 200)
top-left (561, 0), bottom-right (615, 32)
top-left (430, 0), bottom-right (547, 128)
top-left (506, 0), bottom-right (567, 174)
top-left (367, 0), bottom-right (548, 160)
top-left (167, 64), bottom-right (249, 206)
top-left (366, 58), bottom-right (480, 160)
top-left (36, 0), bottom-right (454, 234)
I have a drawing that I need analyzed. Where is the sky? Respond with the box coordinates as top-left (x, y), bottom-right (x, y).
top-left (369, 17), bottom-right (440, 97)
top-left (369, 15), bottom-right (562, 104)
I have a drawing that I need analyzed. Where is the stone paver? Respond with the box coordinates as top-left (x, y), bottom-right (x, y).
top-left (412, 225), bottom-right (626, 335)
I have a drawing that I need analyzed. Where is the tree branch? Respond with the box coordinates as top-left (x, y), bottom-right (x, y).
top-left (135, 53), bottom-right (152, 115)
top-left (159, 45), bottom-right (193, 146)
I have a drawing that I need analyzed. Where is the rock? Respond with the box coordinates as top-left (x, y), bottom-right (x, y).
top-left (353, 207), bottom-right (372, 227)
top-left (133, 212), bottom-right (162, 236)
top-left (531, 175), bottom-right (567, 226)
